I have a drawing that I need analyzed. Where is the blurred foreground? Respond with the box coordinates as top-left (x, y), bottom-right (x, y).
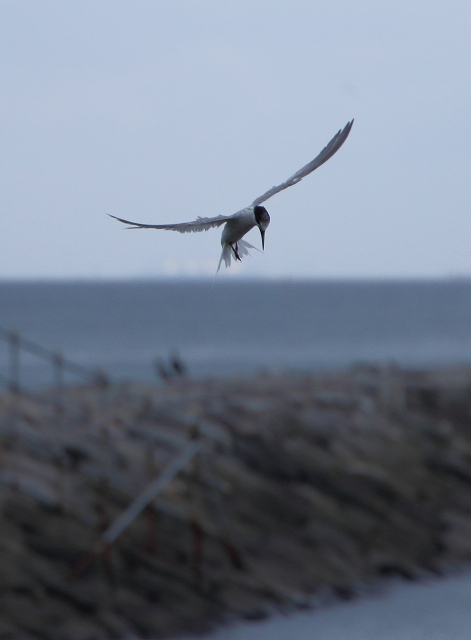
top-left (1, 366), bottom-right (471, 638)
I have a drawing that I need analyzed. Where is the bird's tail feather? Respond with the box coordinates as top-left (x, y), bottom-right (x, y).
top-left (217, 243), bottom-right (232, 273)
top-left (238, 239), bottom-right (261, 256)
top-left (216, 240), bottom-right (261, 274)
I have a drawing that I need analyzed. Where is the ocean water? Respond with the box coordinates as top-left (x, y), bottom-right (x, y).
top-left (1, 279), bottom-right (471, 389)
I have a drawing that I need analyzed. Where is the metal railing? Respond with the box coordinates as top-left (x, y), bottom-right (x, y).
top-left (0, 327), bottom-right (107, 411)
top-left (0, 327), bottom-right (235, 586)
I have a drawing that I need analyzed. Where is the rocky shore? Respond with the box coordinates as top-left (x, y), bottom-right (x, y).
top-left (1, 365), bottom-right (471, 638)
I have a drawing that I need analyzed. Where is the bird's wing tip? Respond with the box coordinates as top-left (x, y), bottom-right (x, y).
top-left (108, 213), bottom-right (140, 228)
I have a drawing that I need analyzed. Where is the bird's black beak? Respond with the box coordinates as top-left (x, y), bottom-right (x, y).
top-left (260, 228), bottom-right (265, 251)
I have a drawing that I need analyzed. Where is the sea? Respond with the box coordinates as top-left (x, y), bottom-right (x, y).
top-left (1, 278), bottom-right (471, 391)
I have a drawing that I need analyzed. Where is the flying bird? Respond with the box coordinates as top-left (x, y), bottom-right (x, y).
top-left (109, 120), bottom-right (353, 271)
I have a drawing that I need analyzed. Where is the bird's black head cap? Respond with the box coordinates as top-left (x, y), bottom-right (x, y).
top-left (254, 205), bottom-right (270, 251)
top-left (254, 205), bottom-right (270, 229)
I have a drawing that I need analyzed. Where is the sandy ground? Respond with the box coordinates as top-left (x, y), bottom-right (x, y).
top-left (189, 570), bottom-right (471, 640)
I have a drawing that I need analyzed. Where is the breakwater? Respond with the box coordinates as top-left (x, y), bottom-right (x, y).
top-left (1, 365), bottom-right (471, 638)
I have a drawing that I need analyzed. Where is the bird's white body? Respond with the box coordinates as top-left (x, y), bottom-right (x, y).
top-left (220, 208), bottom-right (256, 245)
top-left (219, 208), bottom-right (259, 269)
top-left (109, 120), bottom-right (354, 272)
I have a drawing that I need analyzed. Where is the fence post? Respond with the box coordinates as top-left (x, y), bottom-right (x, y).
top-left (8, 331), bottom-right (20, 395)
top-left (53, 350), bottom-right (64, 417)
top-left (95, 370), bottom-right (110, 424)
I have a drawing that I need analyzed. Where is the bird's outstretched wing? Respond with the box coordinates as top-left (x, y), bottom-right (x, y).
top-left (251, 120), bottom-right (353, 207)
top-left (108, 213), bottom-right (232, 234)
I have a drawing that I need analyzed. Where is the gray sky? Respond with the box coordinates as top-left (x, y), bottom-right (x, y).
top-left (0, 0), bottom-right (469, 279)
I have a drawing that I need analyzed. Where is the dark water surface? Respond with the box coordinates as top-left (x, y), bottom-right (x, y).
top-left (0, 279), bottom-right (471, 388)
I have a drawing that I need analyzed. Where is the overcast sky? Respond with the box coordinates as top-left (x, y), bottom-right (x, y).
top-left (0, 1), bottom-right (469, 280)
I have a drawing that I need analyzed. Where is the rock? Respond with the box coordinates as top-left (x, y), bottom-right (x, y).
top-left (0, 366), bottom-right (471, 636)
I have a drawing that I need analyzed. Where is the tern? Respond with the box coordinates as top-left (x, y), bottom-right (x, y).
top-left (109, 120), bottom-right (353, 271)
